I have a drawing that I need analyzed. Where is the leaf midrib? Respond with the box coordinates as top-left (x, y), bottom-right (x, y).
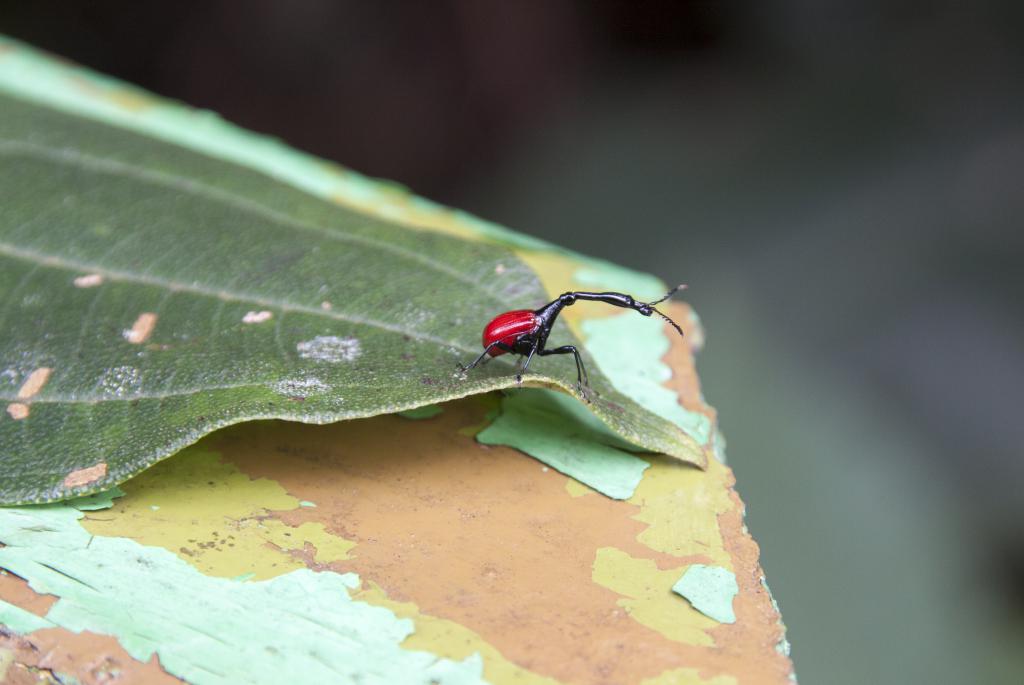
top-left (0, 380), bottom-right (386, 405)
top-left (0, 241), bottom-right (478, 354)
top-left (0, 139), bottom-right (508, 301)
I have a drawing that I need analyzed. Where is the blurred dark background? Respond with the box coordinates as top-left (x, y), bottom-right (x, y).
top-left (3, 1), bottom-right (1021, 682)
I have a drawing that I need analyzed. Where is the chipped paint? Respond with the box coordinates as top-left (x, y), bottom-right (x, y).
top-left (16, 367), bottom-right (51, 399)
top-left (628, 458), bottom-right (733, 566)
top-left (0, 503), bottom-right (486, 685)
top-left (222, 412), bottom-right (731, 684)
top-left (477, 389), bottom-right (649, 500)
top-left (62, 463), bottom-right (107, 489)
top-left (296, 335), bottom-right (361, 363)
top-left (1, 597), bottom-right (54, 634)
top-left (0, 567), bottom-right (57, 618)
top-left (5, 403), bottom-right (28, 420)
top-left (591, 547), bottom-right (717, 646)
top-left (0, 646), bottom-right (10, 682)
top-left (0, 35), bottom-right (795, 683)
top-left (0, 626), bottom-right (184, 685)
top-left (356, 582), bottom-right (560, 685)
top-left (672, 565), bottom-right (739, 624)
top-left (241, 310), bottom-right (272, 324)
top-left (564, 479), bottom-right (593, 498)
top-left (640, 668), bottom-right (738, 685)
top-left (122, 312), bottom-right (157, 344)
top-left (72, 273), bottom-right (104, 288)
top-left (81, 448), bottom-right (355, 580)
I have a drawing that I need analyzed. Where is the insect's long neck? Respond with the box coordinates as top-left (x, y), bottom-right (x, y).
top-left (533, 298), bottom-right (569, 327)
top-left (534, 291), bottom-right (641, 327)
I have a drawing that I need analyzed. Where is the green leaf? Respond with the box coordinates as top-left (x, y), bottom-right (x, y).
top-left (0, 42), bottom-right (704, 504)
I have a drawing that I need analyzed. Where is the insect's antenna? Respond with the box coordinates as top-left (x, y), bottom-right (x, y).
top-left (648, 284), bottom-right (687, 306)
top-left (651, 306), bottom-right (685, 338)
top-left (645, 284), bottom-right (687, 338)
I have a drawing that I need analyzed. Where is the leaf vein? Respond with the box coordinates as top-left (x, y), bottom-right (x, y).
top-left (0, 242), bottom-right (476, 353)
top-left (0, 139), bottom-right (504, 299)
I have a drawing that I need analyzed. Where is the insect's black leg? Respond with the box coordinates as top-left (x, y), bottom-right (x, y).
top-left (538, 345), bottom-right (590, 393)
top-left (457, 341), bottom-right (513, 374)
top-left (515, 341), bottom-right (540, 385)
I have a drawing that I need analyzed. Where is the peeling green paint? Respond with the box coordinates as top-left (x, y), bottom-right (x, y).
top-left (398, 405), bottom-right (444, 420)
top-left (0, 504), bottom-right (486, 685)
top-left (712, 430), bottom-right (729, 465)
top-left (0, 597), bottom-right (54, 634)
top-left (477, 389), bottom-right (649, 499)
top-left (582, 314), bottom-right (712, 446)
top-left (672, 565), bottom-right (739, 624)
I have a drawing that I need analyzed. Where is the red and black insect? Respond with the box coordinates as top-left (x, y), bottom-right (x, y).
top-left (458, 285), bottom-right (686, 395)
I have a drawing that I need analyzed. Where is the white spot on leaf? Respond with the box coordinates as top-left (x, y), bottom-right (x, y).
top-left (296, 336), bottom-right (361, 363)
top-left (74, 274), bottom-right (104, 288)
top-left (100, 366), bottom-right (142, 397)
top-left (124, 312), bottom-right (157, 344)
top-left (273, 378), bottom-right (330, 396)
top-left (242, 310), bottom-right (273, 324)
top-left (320, 301), bottom-right (332, 311)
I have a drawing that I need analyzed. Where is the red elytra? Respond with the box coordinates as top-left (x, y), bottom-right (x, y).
top-left (481, 310), bottom-right (541, 356)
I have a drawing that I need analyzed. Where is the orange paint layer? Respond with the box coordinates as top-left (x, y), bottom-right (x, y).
top-left (0, 570), bottom-right (57, 617)
top-left (0, 628), bottom-right (181, 685)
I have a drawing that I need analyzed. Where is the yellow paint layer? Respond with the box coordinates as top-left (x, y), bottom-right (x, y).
top-left (564, 478), bottom-right (593, 498)
top-left (81, 447), bottom-right (356, 580)
top-left (641, 668), bottom-right (739, 685)
top-left (592, 547), bottom-right (718, 646)
top-left (5, 403), bottom-right (29, 420)
top-left (63, 462), bottom-right (107, 488)
top-left (0, 647), bottom-right (11, 683)
top-left (17, 367), bottom-right (51, 399)
top-left (123, 312), bottom-right (157, 344)
top-left (219, 411), bottom-right (712, 684)
top-left (356, 582), bottom-right (560, 685)
top-left (628, 458), bottom-right (734, 568)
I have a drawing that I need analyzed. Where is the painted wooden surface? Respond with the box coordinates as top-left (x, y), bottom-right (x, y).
top-left (0, 35), bottom-right (793, 684)
top-left (1, 307), bottom-right (794, 684)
